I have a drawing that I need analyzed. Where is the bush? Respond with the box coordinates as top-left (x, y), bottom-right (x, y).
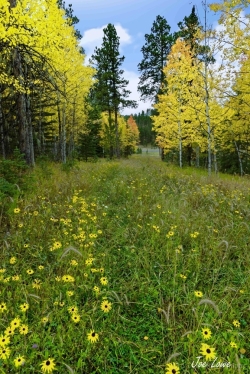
top-left (0, 148), bottom-right (32, 202)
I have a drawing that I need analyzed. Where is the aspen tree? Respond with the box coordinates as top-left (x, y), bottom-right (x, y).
top-left (1, 0), bottom-right (94, 163)
top-left (152, 39), bottom-right (204, 167)
top-left (138, 16), bottom-right (174, 102)
top-left (209, 0), bottom-right (250, 173)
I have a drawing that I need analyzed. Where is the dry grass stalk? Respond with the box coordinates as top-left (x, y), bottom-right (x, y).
top-left (59, 246), bottom-right (83, 260)
top-left (198, 298), bottom-right (221, 315)
top-left (166, 352), bottom-right (181, 363)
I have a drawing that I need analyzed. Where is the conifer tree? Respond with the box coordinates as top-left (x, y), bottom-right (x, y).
top-left (77, 97), bottom-right (102, 161)
top-left (175, 5), bottom-right (214, 63)
top-left (90, 24), bottom-right (137, 158)
top-left (137, 16), bottom-right (174, 102)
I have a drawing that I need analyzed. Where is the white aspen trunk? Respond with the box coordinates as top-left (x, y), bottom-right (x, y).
top-left (204, 0), bottom-right (212, 176)
top-left (178, 120), bottom-right (182, 168)
top-left (57, 91), bottom-right (62, 161)
top-left (205, 81), bottom-right (212, 176)
top-left (115, 107), bottom-right (120, 158)
top-left (24, 61), bottom-right (34, 166)
top-left (26, 94), bottom-right (35, 166)
top-left (71, 99), bottom-right (76, 155)
top-left (38, 89), bottom-right (42, 154)
top-left (0, 54), bottom-right (5, 158)
top-left (178, 101), bottom-right (182, 168)
top-left (61, 98), bottom-right (66, 163)
top-left (13, 49), bottom-right (30, 164)
top-left (10, 0), bottom-right (32, 164)
top-left (108, 109), bottom-right (113, 158)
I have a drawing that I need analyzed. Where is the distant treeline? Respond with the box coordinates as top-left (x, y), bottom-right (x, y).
top-left (124, 110), bottom-right (155, 147)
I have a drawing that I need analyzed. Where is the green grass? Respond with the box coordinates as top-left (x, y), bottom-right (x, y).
top-left (0, 156), bottom-right (249, 373)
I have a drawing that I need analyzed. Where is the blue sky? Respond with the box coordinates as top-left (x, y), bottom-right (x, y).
top-left (65, 0), bottom-right (220, 115)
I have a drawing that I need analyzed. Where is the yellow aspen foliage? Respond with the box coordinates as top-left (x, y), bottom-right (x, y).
top-left (0, 0), bottom-right (95, 162)
top-left (209, 0), bottom-right (250, 57)
top-left (152, 39), bottom-right (206, 161)
top-left (0, 0), bottom-right (94, 102)
top-left (99, 112), bottom-right (139, 156)
top-left (210, 0), bottom-right (250, 12)
top-left (152, 37), bottom-right (234, 166)
top-left (99, 112), bottom-right (116, 155)
top-left (217, 54), bottom-right (250, 154)
top-left (209, 0), bottom-right (250, 169)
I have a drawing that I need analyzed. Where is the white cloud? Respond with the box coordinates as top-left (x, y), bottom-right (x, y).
top-left (80, 23), bottom-right (132, 62)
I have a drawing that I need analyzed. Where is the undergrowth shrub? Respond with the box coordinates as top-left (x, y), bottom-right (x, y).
top-left (0, 148), bottom-right (29, 196)
top-left (0, 148), bottom-right (34, 225)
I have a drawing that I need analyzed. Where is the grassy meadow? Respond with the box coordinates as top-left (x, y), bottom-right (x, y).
top-left (0, 155), bottom-right (249, 373)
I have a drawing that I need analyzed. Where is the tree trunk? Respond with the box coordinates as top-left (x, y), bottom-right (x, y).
top-left (187, 144), bottom-right (192, 166)
top-left (38, 89), bottom-right (43, 154)
top-left (61, 99), bottom-right (66, 163)
top-left (114, 108), bottom-right (120, 158)
top-left (178, 119), bottom-right (182, 168)
top-left (108, 109), bottom-right (113, 158)
top-left (57, 93), bottom-right (62, 161)
top-left (235, 141), bottom-right (244, 176)
top-left (26, 93), bottom-right (35, 166)
top-left (178, 102), bottom-right (182, 168)
top-left (10, 0), bottom-right (32, 164)
top-left (204, 0), bottom-right (212, 176)
top-left (0, 92), bottom-right (5, 159)
top-left (71, 98), bottom-right (76, 155)
top-left (195, 146), bottom-right (199, 167)
top-left (53, 136), bottom-right (58, 161)
top-left (68, 132), bottom-right (74, 158)
top-left (13, 48), bottom-right (31, 164)
top-left (214, 151), bottom-right (218, 174)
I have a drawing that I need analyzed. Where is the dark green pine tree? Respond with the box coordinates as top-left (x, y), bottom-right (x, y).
top-left (137, 16), bottom-right (175, 102)
top-left (77, 98), bottom-right (102, 162)
top-left (90, 24), bottom-right (137, 158)
top-left (175, 5), bottom-right (214, 63)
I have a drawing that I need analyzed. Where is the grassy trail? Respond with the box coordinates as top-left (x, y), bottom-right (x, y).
top-left (1, 156), bottom-right (249, 373)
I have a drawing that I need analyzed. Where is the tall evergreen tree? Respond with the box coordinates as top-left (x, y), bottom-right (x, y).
top-left (77, 102), bottom-right (102, 162)
top-left (90, 24), bottom-right (137, 158)
top-left (175, 5), bottom-right (214, 63)
top-left (137, 16), bottom-right (175, 102)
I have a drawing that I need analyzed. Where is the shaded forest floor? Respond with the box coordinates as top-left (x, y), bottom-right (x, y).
top-left (0, 156), bottom-right (249, 373)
